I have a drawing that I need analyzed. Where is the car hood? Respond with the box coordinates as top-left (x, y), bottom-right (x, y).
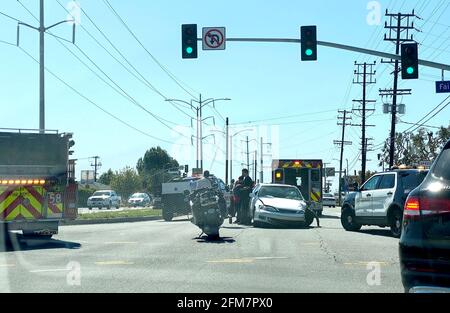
top-left (259, 197), bottom-right (306, 210)
top-left (89, 195), bottom-right (109, 200)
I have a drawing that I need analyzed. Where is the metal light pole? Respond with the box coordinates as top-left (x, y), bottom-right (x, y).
top-left (17, 0), bottom-right (76, 134)
top-left (166, 95), bottom-right (231, 173)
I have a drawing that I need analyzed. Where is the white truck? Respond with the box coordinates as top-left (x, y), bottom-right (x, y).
top-left (87, 190), bottom-right (121, 210)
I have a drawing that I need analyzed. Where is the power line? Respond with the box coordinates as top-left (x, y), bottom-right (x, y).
top-left (17, 45), bottom-right (185, 145)
top-left (102, 0), bottom-right (199, 99)
top-left (17, 0), bottom-right (190, 137)
top-left (54, 0), bottom-right (194, 120)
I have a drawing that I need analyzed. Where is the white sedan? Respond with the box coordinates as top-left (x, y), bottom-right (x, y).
top-left (322, 193), bottom-right (336, 207)
top-left (249, 184), bottom-right (314, 227)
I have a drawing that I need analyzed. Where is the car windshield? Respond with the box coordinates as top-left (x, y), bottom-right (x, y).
top-left (131, 193), bottom-right (145, 198)
top-left (258, 186), bottom-right (303, 200)
top-left (93, 191), bottom-right (110, 196)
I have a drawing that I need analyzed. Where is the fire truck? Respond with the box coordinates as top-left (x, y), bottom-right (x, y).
top-left (272, 159), bottom-right (324, 216)
top-left (0, 129), bottom-right (78, 240)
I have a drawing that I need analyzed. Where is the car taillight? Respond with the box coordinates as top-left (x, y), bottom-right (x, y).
top-left (404, 196), bottom-right (421, 221)
top-left (420, 198), bottom-right (450, 216)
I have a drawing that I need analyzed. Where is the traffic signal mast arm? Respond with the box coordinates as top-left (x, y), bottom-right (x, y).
top-left (196, 37), bottom-right (450, 72)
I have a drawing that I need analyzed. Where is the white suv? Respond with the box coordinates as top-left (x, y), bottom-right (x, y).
top-left (341, 169), bottom-right (428, 237)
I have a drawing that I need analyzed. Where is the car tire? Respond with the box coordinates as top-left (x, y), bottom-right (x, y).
top-left (389, 208), bottom-right (403, 238)
top-left (341, 208), bottom-right (362, 231)
top-left (88, 207), bottom-right (92, 210)
top-left (304, 210), bottom-right (315, 228)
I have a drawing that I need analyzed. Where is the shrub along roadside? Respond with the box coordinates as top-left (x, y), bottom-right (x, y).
top-left (77, 209), bottom-right (162, 220)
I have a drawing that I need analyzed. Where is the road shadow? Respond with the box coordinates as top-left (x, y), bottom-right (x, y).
top-left (158, 218), bottom-right (192, 223)
top-left (193, 236), bottom-right (235, 244)
top-left (254, 224), bottom-right (319, 230)
top-left (356, 229), bottom-right (396, 238)
top-left (0, 233), bottom-right (82, 253)
top-left (222, 226), bottom-right (247, 230)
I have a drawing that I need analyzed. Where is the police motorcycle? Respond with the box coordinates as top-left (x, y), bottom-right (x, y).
top-left (186, 180), bottom-right (227, 238)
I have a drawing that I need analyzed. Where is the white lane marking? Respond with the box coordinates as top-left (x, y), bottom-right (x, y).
top-left (29, 268), bottom-right (70, 273)
top-left (95, 260), bottom-right (134, 266)
top-left (207, 256), bottom-right (288, 264)
top-left (104, 241), bottom-right (138, 245)
top-left (0, 264), bottom-right (16, 268)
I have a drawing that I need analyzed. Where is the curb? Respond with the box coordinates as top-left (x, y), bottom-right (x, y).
top-left (60, 216), bottom-right (163, 226)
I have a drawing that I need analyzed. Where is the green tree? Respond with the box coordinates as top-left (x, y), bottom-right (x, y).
top-left (379, 125), bottom-right (450, 167)
top-left (98, 169), bottom-right (115, 185)
top-left (136, 147), bottom-right (179, 195)
top-left (110, 167), bottom-right (143, 200)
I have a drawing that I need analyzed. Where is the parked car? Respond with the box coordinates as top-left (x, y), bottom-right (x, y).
top-left (400, 140), bottom-right (450, 293)
top-left (87, 190), bottom-right (121, 210)
top-left (341, 169), bottom-right (428, 237)
top-left (323, 193), bottom-right (336, 208)
top-left (249, 184), bottom-right (314, 228)
top-left (128, 193), bottom-right (152, 207)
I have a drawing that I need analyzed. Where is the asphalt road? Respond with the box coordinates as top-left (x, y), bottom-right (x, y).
top-left (0, 207), bottom-right (404, 293)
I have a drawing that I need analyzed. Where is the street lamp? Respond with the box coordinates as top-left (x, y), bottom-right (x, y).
top-left (165, 95), bottom-right (231, 171)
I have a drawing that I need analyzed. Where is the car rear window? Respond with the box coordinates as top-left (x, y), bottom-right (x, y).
top-left (432, 147), bottom-right (450, 181)
top-left (400, 171), bottom-right (428, 193)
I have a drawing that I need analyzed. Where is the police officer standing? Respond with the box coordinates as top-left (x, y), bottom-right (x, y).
top-left (237, 169), bottom-right (254, 225)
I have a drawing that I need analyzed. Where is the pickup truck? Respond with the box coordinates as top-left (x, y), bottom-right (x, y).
top-left (87, 190), bottom-right (121, 210)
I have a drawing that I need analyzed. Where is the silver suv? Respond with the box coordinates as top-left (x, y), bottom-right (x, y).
top-left (341, 169), bottom-right (428, 237)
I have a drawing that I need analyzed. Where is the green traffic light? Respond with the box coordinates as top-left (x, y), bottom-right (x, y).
top-left (407, 67), bottom-right (415, 75)
top-left (305, 49), bottom-right (313, 56)
top-left (186, 47), bottom-right (193, 54)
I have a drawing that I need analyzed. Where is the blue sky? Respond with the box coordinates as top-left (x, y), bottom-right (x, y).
top-left (1, 0), bottom-right (450, 190)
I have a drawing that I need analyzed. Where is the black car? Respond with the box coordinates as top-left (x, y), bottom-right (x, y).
top-left (400, 140), bottom-right (450, 293)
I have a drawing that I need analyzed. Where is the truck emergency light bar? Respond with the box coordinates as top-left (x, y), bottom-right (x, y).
top-left (0, 179), bottom-right (46, 185)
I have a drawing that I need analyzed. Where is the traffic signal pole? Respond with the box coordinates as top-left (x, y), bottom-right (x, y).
top-left (195, 37), bottom-right (450, 71)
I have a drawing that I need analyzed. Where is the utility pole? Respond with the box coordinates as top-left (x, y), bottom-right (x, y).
top-left (246, 136), bottom-right (250, 169)
top-left (90, 156), bottom-right (101, 182)
top-left (381, 10), bottom-right (417, 168)
top-left (17, 0), bottom-right (76, 134)
top-left (352, 61), bottom-right (376, 183)
top-left (334, 110), bottom-right (352, 206)
top-left (260, 137), bottom-right (263, 183)
top-left (39, 0), bottom-right (45, 134)
top-left (259, 137), bottom-right (272, 183)
top-left (225, 117), bottom-right (229, 185)
top-left (254, 151), bottom-right (257, 182)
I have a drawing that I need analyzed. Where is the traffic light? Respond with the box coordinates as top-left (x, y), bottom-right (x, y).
top-left (301, 26), bottom-right (317, 61)
top-left (184, 165), bottom-right (189, 173)
top-left (274, 169), bottom-right (284, 183)
top-left (401, 43), bottom-right (419, 79)
top-left (182, 24), bottom-right (198, 59)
